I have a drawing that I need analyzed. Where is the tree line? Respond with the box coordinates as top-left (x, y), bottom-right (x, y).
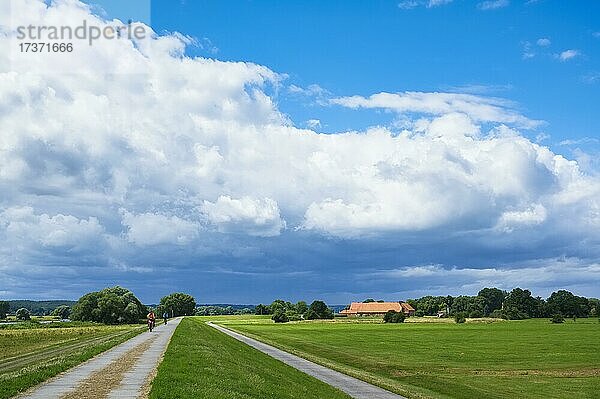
top-left (195, 305), bottom-right (255, 316)
top-left (407, 288), bottom-right (599, 320)
top-left (0, 300), bottom-right (75, 317)
top-left (66, 287), bottom-right (195, 324)
top-left (255, 299), bottom-right (334, 323)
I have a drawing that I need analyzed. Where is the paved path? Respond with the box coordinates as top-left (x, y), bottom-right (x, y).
top-left (208, 322), bottom-right (406, 399)
top-left (18, 318), bottom-right (181, 399)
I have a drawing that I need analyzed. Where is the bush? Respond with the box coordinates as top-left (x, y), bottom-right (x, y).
top-left (551, 313), bottom-right (565, 323)
top-left (51, 305), bottom-right (71, 319)
top-left (306, 300), bottom-right (334, 320)
top-left (16, 308), bottom-right (31, 321)
top-left (489, 309), bottom-right (503, 318)
top-left (414, 310), bottom-right (425, 317)
top-left (271, 310), bottom-right (289, 323)
top-left (285, 311), bottom-right (302, 321)
top-left (383, 310), bottom-right (405, 323)
top-left (454, 312), bottom-right (467, 324)
top-left (469, 310), bottom-right (484, 318)
top-left (501, 305), bottom-right (529, 320)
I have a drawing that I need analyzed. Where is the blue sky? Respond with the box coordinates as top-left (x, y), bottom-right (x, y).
top-left (103, 1), bottom-right (600, 144)
top-left (0, 0), bottom-right (599, 304)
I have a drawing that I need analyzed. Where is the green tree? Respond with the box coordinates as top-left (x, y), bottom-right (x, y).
top-left (502, 288), bottom-right (538, 319)
top-left (158, 292), bottom-right (196, 317)
top-left (454, 312), bottom-right (466, 324)
top-left (451, 296), bottom-right (473, 315)
top-left (268, 299), bottom-right (287, 314)
top-left (51, 305), bottom-right (71, 319)
top-left (546, 290), bottom-right (590, 318)
top-left (383, 310), bottom-right (405, 323)
top-left (271, 310), bottom-right (289, 323)
top-left (255, 304), bottom-right (270, 315)
top-left (306, 300), bottom-right (334, 320)
top-left (97, 292), bottom-right (123, 324)
top-left (478, 288), bottom-right (506, 316)
top-left (0, 301), bottom-right (9, 319)
top-left (16, 308), bottom-right (30, 321)
top-left (71, 286), bottom-right (146, 324)
top-left (295, 301), bottom-right (308, 315)
top-left (589, 298), bottom-right (599, 317)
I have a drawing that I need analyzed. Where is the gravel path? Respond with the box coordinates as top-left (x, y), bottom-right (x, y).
top-left (17, 318), bottom-right (181, 399)
top-left (208, 322), bottom-right (407, 399)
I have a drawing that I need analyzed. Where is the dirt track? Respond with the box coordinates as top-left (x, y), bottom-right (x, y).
top-left (16, 318), bottom-right (181, 399)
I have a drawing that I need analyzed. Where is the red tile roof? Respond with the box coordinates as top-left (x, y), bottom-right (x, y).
top-left (340, 302), bottom-right (409, 314)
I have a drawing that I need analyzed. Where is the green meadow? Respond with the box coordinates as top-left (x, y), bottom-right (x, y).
top-left (217, 317), bottom-right (600, 399)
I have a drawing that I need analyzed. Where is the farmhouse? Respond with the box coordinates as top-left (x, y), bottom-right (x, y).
top-left (339, 302), bottom-right (415, 317)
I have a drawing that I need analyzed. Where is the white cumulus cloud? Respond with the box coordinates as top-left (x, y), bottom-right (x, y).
top-left (331, 91), bottom-right (541, 128)
top-left (0, 0), bottom-right (598, 299)
top-left (202, 196), bottom-right (286, 237)
top-left (121, 211), bottom-right (200, 246)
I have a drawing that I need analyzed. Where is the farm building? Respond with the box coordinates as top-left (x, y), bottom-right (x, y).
top-left (339, 302), bottom-right (415, 317)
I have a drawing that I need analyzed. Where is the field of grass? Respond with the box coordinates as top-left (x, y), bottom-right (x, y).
top-left (0, 321), bottom-right (145, 399)
top-left (220, 317), bottom-right (600, 399)
top-left (0, 315), bottom-right (62, 323)
top-left (149, 317), bottom-right (351, 399)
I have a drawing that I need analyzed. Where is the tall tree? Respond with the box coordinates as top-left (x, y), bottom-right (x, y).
top-left (255, 304), bottom-right (270, 315)
top-left (478, 288), bottom-right (506, 316)
top-left (158, 292), bottom-right (196, 317)
top-left (71, 286), bottom-right (146, 324)
top-left (51, 305), bottom-right (71, 319)
top-left (295, 301), bottom-right (308, 315)
top-left (306, 300), bottom-right (334, 320)
top-left (547, 290), bottom-right (590, 318)
top-left (0, 301), bottom-right (9, 319)
top-left (503, 288), bottom-right (539, 319)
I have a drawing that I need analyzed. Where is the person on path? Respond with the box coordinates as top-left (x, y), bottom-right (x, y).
top-left (163, 312), bottom-right (168, 325)
top-left (147, 310), bottom-right (156, 331)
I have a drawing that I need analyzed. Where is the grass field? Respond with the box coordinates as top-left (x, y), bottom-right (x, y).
top-left (0, 321), bottom-right (145, 399)
top-left (149, 317), bottom-right (351, 399)
top-left (0, 315), bottom-right (61, 323)
top-left (219, 317), bottom-right (600, 399)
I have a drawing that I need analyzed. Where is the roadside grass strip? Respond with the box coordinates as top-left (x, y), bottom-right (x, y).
top-left (149, 317), bottom-right (352, 399)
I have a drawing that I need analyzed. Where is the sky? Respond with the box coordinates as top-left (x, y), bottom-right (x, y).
top-left (0, 0), bottom-right (599, 304)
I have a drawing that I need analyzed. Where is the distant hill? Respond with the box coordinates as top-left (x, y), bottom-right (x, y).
top-left (197, 304), bottom-right (256, 310)
top-left (8, 300), bottom-right (77, 315)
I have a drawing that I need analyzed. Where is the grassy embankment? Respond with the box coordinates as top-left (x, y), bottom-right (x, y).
top-left (218, 317), bottom-right (600, 399)
top-left (149, 316), bottom-right (351, 399)
top-left (0, 321), bottom-right (145, 399)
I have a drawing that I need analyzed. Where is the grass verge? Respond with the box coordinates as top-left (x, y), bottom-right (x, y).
top-left (149, 317), bottom-right (351, 399)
